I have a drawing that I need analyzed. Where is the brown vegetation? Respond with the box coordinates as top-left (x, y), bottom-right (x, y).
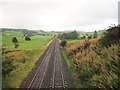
top-left (64, 26), bottom-right (119, 88)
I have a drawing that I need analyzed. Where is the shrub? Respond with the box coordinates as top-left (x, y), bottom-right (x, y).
top-left (93, 31), bottom-right (97, 38)
top-left (88, 35), bottom-right (92, 40)
top-left (99, 25), bottom-right (119, 47)
top-left (12, 37), bottom-right (18, 43)
top-left (12, 37), bottom-right (19, 48)
top-left (14, 43), bottom-right (19, 48)
top-left (60, 40), bottom-right (67, 47)
top-left (2, 56), bottom-right (16, 78)
top-left (25, 36), bottom-right (31, 41)
top-left (83, 41), bottom-right (91, 49)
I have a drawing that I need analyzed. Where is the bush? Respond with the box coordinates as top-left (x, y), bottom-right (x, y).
top-left (12, 37), bottom-right (19, 48)
top-left (25, 36), bottom-right (31, 41)
top-left (14, 43), bottom-right (19, 48)
top-left (83, 41), bottom-right (91, 49)
top-left (12, 37), bottom-right (18, 43)
top-left (2, 56), bottom-right (16, 78)
top-left (88, 35), bottom-right (92, 40)
top-left (60, 40), bottom-right (67, 47)
top-left (93, 31), bottom-right (97, 38)
top-left (99, 25), bottom-right (119, 47)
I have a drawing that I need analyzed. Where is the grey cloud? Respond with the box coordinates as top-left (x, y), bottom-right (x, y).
top-left (0, 0), bottom-right (119, 31)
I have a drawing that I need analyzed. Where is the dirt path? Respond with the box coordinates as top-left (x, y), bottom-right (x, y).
top-left (20, 37), bottom-right (75, 89)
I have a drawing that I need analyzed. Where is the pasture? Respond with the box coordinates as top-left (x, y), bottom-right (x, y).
top-left (2, 31), bottom-right (52, 49)
top-left (2, 30), bottom-right (53, 88)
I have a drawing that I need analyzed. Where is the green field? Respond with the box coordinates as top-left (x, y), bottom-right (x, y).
top-left (2, 31), bottom-right (52, 49)
top-left (66, 39), bottom-right (84, 44)
top-left (2, 30), bottom-right (53, 88)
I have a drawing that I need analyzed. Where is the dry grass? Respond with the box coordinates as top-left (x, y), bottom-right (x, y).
top-left (64, 37), bottom-right (119, 88)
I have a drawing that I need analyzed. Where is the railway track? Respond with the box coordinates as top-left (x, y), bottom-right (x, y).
top-left (20, 37), bottom-right (74, 89)
top-left (27, 39), bottom-right (56, 89)
top-left (50, 40), bottom-right (67, 89)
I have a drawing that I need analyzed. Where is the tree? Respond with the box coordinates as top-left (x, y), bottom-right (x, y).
top-left (25, 36), bottom-right (31, 41)
top-left (99, 25), bottom-right (119, 46)
top-left (58, 34), bottom-right (64, 40)
top-left (88, 35), bottom-right (92, 40)
top-left (60, 40), bottom-right (67, 47)
top-left (62, 30), bottom-right (79, 39)
top-left (93, 31), bottom-right (97, 38)
top-left (12, 37), bottom-right (18, 43)
top-left (12, 37), bottom-right (19, 48)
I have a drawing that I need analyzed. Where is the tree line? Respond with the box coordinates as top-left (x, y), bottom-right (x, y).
top-left (59, 30), bottom-right (98, 47)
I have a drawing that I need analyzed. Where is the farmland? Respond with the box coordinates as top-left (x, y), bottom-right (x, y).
top-left (2, 30), bottom-right (53, 88)
top-left (2, 31), bottom-right (52, 49)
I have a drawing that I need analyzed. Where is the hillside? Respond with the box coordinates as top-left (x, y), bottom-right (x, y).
top-left (64, 25), bottom-right (119, 88)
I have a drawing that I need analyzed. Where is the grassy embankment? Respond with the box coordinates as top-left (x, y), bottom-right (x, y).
top-left (2, 31), bottom-right (53, 88)
top-left (62, 48), bottom-right (82, 88)
top-left (62, 26), bottom-right (119, 88)
top-left (59, 38), bottom-right (81, 88)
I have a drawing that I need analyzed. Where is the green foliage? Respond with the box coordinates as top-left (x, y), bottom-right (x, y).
top-left (88, 35), bottom-right (92, 40)
top-left (59, 30), bottom-right (79, 40)
top-left (21, 29), bottom-right (37, 37)
top-left (2, 56), bottom-right (16, 78)
top-left (2, 30), bottom-right (52, 88)
top-left (14, 43), bottom-right (19, 48)
top-left (58, 34), bottom-right (64, 40)
top-left (2, 31), bottom-right (52, 49)
top-left (99, 25), bottom-right (119, 47)
top-left (60, 40), bottom-right (67, 47)
top-left (93, 31), bottom-right (97, 38)
top-left (25, 36), bottom-right (31, 41)
top-left (12, 37), bottom-right (19, 48)
top-left (12, 37), bottom-right (18, 43)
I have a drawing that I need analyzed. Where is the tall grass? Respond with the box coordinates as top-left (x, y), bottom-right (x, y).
top-left (65, 39), bottom-right (119, 88)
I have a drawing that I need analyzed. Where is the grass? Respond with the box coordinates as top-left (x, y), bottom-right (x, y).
top-left (66, 39), bottom-right (84, 44)
top-left (2, 31), bottom-right (52, 49)
top-left (60, 38), bottom-right (85, 88)
top-left (3, 42), bottom-right (51, 88)
top-left (2, 30), bottom-right (53, 88)
top-left (64, 39), bottom-right (119, 88)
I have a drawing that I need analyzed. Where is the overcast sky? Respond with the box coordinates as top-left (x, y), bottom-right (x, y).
top-left (0, 0), bottom-right (119, 32)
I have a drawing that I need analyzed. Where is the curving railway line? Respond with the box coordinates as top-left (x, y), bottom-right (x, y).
top-left (20, 37), bottom-right (75, 89)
